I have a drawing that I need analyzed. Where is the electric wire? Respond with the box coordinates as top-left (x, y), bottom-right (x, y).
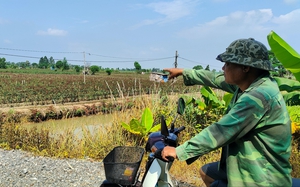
top-left (0, 47), bottom-right (221, 70)
top-left (0, 47), bottom-right (81, 54)
top-left (178, 56), bottom-right (221, 70)
top-left (0, 52), bottom-right (174, 63)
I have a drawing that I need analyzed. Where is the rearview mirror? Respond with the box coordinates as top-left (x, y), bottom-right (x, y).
top-left (170, 98), bottom-right (185, 132)
top-left (177, 97), bottom-right (185, 115)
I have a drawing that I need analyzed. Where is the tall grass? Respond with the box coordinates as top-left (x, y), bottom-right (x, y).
top-left (0, 93), bottom-right (300, 186)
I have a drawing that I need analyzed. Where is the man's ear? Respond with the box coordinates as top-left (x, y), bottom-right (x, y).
top-left (242, 66), bottom-right (250, 72)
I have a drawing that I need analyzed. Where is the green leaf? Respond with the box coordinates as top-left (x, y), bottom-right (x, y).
top-left (149, 124), bottom-right (161, 133)
top-left (267, 31), bottom-right (300, 81)
top-left (282, 91), bottom-right (300, 106)
top-left (274, 77), bottom-right (300, 92)
top-left (200, 86), bottom-right (223, 106)
top-left (184, 97), bottom-right (196, 106)
top-left (197, 100), bottom-right (207, 110)
top-left (129, 119), bottom-right (145, 135)
top-left (121, 122), bottom-right (131, 131)
top-left (223, 93), bottom-right (233, 108)
top-left (141, 107), bottom-right (154, 132)
top-left (120, 107), bottom-right (156, 137)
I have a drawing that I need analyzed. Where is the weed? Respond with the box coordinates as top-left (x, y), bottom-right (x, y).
top-left (0, 94), bottom-right (300, 185)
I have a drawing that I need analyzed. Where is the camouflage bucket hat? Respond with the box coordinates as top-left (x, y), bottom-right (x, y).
top-left (216, 38), bottom-right (273, 71)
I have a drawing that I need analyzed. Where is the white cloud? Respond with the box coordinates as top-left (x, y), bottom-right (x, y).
top-left (283, 0), bottom-right (299, 4)
top-left (148, 0), bottom-right (198, 21)
top-left (174, 8), bottom-right (300, 62)
top-left (4, 39), bottom-right (12, 44)
top-left (134, 19), bottom-right (157, 28)
top-left (272, 9), bottom-right (300, 24)
top-left (133, 0), bottom-right (199, 28)
top-left (149, 46), bottom-right (165, 52)
top-left (80, 20), bottom-right (89, 24)
top-left (37, 28), bottom-right (68, 36)
top-left (178, 9), bottom-right (273, 40)
top-left (269, 9), bottom-right (300, 46)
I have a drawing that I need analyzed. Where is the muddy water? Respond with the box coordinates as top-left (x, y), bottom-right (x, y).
top-left (23, 114), bottom-right (113, 139)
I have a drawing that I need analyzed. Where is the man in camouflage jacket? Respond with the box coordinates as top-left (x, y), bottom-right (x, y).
top-left (162, 38), bottom-right (292, 187)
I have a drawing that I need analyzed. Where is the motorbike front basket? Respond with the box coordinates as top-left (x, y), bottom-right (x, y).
top-left (103, 146), bottom-right (145, 185)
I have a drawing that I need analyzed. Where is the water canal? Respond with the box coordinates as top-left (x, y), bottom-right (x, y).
top-left (23, 114), bottom-right (114, 139)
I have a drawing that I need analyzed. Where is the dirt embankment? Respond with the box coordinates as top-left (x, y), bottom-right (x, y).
top-left (0, 100), bottom-right (108, 114)
top-left (0, 98), bottom-right (130, 124)
top-left (0, 93), bottom-right (197, 123)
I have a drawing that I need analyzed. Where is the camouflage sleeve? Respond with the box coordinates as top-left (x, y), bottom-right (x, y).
top-left (182, 69), bottom-right (237, 93)
top-left (176, 90), bottom-right (267, 161)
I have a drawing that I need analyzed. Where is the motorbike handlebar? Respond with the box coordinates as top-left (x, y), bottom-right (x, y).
top-left (154, 149), bottom-right (175, 162)
top-left (175, 126), bottom-right (185, 135)
top-left (166, 156), bottom-right (175, 162)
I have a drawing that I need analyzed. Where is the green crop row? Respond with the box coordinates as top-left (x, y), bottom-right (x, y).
top-left (0, 72), bottom-right (198, 107)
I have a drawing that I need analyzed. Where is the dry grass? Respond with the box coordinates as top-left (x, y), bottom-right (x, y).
top-left (1, 93), bottom-right (300, 185)
top-left (105, 94), bottom-right (222, 186)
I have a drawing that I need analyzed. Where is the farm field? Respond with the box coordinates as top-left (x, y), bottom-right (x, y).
top-left (0, 71), bottom-right (198, 108)
top-left (0, 70), bottom-right (202, 123)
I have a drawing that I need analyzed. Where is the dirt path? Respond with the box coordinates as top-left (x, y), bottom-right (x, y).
top-left (0, 94), bottom-right (158, 120)
top-left (0, 100), bottom-right (107, 114)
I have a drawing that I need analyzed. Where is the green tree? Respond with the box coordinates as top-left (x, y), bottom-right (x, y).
top-left (90, 65), bottom-right (100, 75)
top-left (32, 63), bottom-right (38, 68)
top-left (16, 61), bottom-right (30, 69)
top-left (193, 65), bottom-right (203, 70)
top-left (25, 61), bottom-right (31, 68)
top-left (56, 60), bottom-right (63, 69)
top-left (134, 61), bottom-right (141, 73)
top-left (0, 57), bottom-right (7, 69)
top-left (106, 69), bottom-right (112, 75)
top-left (49, 56), bottom-right (55, 69)
top-left (38, 56), bottom-right (49, 69)
top-left (74, 65), bottom-right (81, 73)
top-left (269, 51), bottom-right (287, 77)
top-left (7, 62), bottom-right (17, 69)
top-left (205, 65), bottom-right (210, 71)
top-left (61, 57), bottom-right (69, 71)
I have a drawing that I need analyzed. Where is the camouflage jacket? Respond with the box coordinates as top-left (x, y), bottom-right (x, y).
top-left (176, 69), bottom-right (292, 187)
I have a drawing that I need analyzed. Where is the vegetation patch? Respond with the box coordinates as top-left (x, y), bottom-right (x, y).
top-left (1, 94), bottom-right (299, 186)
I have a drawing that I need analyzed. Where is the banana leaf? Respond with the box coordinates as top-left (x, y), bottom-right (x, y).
top-left (282, 91), bottom-right (300, 106)
top-left (267, 30), bottom-right (300, 82)
top-left (274, 77), bottom-right (300, 92)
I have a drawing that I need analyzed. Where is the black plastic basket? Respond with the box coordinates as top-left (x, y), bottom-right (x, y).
top-left (103, 146), bottom-right (145, 185)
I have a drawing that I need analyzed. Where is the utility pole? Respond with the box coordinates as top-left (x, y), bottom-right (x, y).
top-left (174, 51), bottom-right (178, 68)
top-left (83, 51), bottom-right (86, 84)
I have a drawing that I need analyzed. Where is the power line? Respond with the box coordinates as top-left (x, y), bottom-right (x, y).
top-left (86, 56), bottom-right (174, 63)
top-left (0, 47), bottom-right (220, 69)
top-left (0, 47), bottom-right (81, 54)
top-left (0, 52), bottom-right (174, 63)
top-left (178, 56), bottom-right (221, 69)
top-left (0, 52), bottom-right (83, 62)
top-left (88, 53), bottom-right (140, 59)
top-left (0, 47), bottom-right (173, 62)
top-left (178, 56), bottom-right (203, 64)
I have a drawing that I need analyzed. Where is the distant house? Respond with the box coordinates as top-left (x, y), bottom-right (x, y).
top-left (149, 72), bottom-right (168, 82)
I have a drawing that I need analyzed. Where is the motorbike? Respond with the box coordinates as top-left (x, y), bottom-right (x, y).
top-left (100, 97), bottom-right (300, 187)
top-left (100, 97), bottom-right (186, 187)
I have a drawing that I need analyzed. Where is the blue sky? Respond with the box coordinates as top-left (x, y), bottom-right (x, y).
top-left (1, 0), bottom-right (299, 71)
